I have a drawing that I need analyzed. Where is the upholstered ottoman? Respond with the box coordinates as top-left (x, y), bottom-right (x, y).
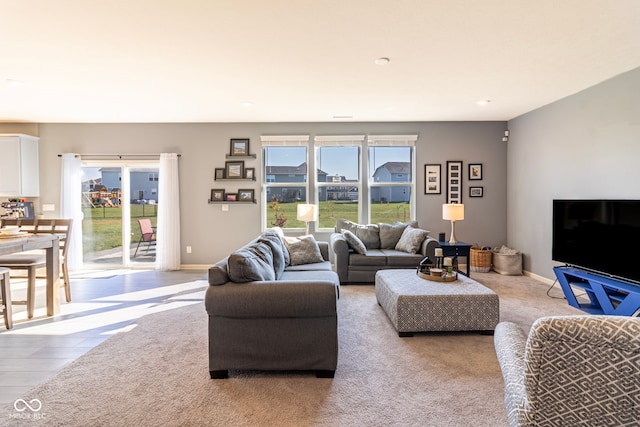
top-left (375, 269), bottom-right (499, 336)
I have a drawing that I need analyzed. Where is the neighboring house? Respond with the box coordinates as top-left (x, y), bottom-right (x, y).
top-left (266, 163), bottom-right (328, 202)
top-left (371, 162), bottom-right (411, 203)
top-left (326, 175), bottom-right (358, 201)
top-left (95, 168), bottom-right (159, 203)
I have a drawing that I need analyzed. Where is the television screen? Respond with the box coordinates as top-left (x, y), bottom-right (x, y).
top-left (553, 200), bottom-right (640, 284)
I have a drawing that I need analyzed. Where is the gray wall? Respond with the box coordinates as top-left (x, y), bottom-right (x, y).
top-left (507, 66), bottom-right (640, 281)
top-left (1, 121), bottom-right (507, 266)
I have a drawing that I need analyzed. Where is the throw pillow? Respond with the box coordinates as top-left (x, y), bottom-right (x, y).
top-left (227, 242), bottom-right (276, 282)
top-left (282, 235), bottom-right (324, 265)
top-left (395, 227), bottom-right (429, 254)
top-left (271, 226), bottom-right (291, 266)
top-left (341, 230), bottom-right (367, 255)
top-left (335, 219), bottom-right (380, 249)
top-left (259, 230), bottom-right (286, 279)
top-left (379, 221), bottom-right (419, 249)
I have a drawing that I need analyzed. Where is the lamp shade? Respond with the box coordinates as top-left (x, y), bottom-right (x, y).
top-left (442, 203), bottom-right (464, 221)
top-left (297, 204), bottom-right (318, 222)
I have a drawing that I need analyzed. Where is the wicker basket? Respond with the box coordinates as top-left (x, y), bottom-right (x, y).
top-left (470, 247), bottom-right (492, 272)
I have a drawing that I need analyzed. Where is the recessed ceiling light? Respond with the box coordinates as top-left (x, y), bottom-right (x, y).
top-left (242, 101), bottom-right (254, 108)
top-left (6, 79), bottom-right (24, 87)
top-left (333, 115), bottom-right (353, 119)
top-left (477, 99), bottom-right (491, 106)
top-left (374, 57), bottom-right (390, 65)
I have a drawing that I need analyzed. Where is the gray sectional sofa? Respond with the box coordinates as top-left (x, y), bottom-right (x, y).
top-left (205, 229), bottom-right (340, 379)
top-left (330, 219), bottom-right (440, 283)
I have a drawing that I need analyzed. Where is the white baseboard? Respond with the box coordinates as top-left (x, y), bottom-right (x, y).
top-left (180, 264), bottom-right (210, 270)
top-left (523, 270), bottom-right (555, 286)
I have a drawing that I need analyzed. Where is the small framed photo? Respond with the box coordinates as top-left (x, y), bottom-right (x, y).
top-left (424, 164), bottom-right (441, 194)
top-left (446, 160), bottom-right (463, 203)
top-left (230, 138), bottom-right (250, 156)
top-left (238, 189), bottom-right (255, 202)
top-left (214, 168), bottom-right (225, 180)
top-left (469, 186), bottom-right (484, 198)
top-left (469, 163), bottom-right (483, 180)
top-left (226, 193), bottom-right (237, 202)
top-left (210, 189), bottom-right (225, 202)
top-left (244, 167), bottom-right (255, 180)
top-left (225, 160), bottom-right (244, 179)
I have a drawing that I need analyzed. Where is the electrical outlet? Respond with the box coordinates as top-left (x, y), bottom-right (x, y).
top-left (42, 204), bottom-right (55, 211)
top-left (186, 246), bottom-right (192, 254)
top-left (222, 204), bottom-right (229, 211)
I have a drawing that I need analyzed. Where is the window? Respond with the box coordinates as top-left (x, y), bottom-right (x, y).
top-left (261, 136), bottom-right (310, 229)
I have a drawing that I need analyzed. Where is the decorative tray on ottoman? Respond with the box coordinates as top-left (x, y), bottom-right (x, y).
top-left (417, 270), bottom-right (458, 282)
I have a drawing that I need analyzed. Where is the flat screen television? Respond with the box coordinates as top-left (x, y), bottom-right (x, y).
top-left (553, 199), bottom-right (640, 284)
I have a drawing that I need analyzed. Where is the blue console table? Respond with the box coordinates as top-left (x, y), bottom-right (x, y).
top-left (554, 266), bottom-right (640, 316)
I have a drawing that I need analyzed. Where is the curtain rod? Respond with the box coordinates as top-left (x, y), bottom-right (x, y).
top-left (57, 154), bottom-right (181, 158)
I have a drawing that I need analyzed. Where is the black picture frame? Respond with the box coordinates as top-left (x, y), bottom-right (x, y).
top-left (238, 189), bottom-right (255, 202)
top-left (244, 167), bottom-right (255, 180)
top-left (226, 193), bottom-right (237, 202)
top-left (469, 163), bottom-right (483, 180)
top-left (230, 138), bottom-right (250, 156)
top-left (214, 168), bottom-right (225, 180)
top-left (210, 189), bottom-right (225, 201)
top-left (446, 160), bottom-right (463, 203)
top-left (424, 164), bottom-right (441, 194)
top-left (469, 186), bottom-right (483, 198)
top-left (225, 160), bottom-right (244, 179)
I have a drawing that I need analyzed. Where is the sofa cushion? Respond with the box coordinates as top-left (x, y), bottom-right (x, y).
top-left (283, 235), bottom-right (324, 265)
top-left (342, 230), bottom-right (367, 254)
top-left (335, 219), bottom-right (380, 249)
top-left (378, 221), bottom-right (419, 249)
top-left (259, 230), bottom-right (286, 279)
top-left (271, 226), bottom-right (291, 266)
top-left (348, 249), bottom-right (388, 266)
top-left (280, 269), bottom-right (340, 287)
top-left (227, 242), bottom-right (276, 282)
top-left (395, 227), bottom-right (429, 254)
top-left (208, 259), bottom-right (230, 286)
top-left (284, 261), bottom-right (332, 272)
top-left (382, 249), bottom-right (424, 267)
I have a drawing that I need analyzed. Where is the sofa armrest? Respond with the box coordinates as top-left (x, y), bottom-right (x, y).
top-left (420, 236), bottom-right (440, 259)
top-left (494, 321), bottom-right (528, 427)
top-left (205, 280), bottom-right (338, 318)
top-left (317, 241), bottom-right (330, 261)
top-left (329, 232), bottom-right (350, 283)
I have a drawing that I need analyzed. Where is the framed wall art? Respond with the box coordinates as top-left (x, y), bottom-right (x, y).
top-left (214, 168), bottom-right (225, 180)
top-left (226, 193), bottom-right (237, 202)
top-left (238, 189), bottom-right (255, 202)
top-left (229, 138), bottom-right (250, 156)
top-left (446, 160), bottom-right (463, 203)
top-left (210, 189), bottom-right (225, 202)
top-left (469, 186), bottom-right (484, 198)
top-left (244, 167), bottom-right (255, 180)
top-left (424, 164), bottom-right (441, 194)
top-left (225, 160), bottom-right (244, 179)
top-left (469, 163), bottom-right (483, 180)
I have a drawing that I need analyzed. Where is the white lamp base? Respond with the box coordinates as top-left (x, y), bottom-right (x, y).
top-left (449, 220), bottom-right (457, 244)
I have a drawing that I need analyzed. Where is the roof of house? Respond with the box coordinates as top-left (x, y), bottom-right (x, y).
top-left (373, 162), bottom-right (411, 175)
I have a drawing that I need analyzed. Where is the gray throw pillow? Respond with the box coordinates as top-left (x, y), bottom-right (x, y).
top-left (379, 221), bottom-right (420, 249)
top-left (395, 227), bottom-right (429, 254)
top-left (271, 226), bottom-right (291, 266)
top-left (227, 242), bottom-right (276, 282)
top-left (341, 230), bottom-right (367, 255)
top-left (259, 230), bottom-right (286, 279)
top-left (335, 219), bottom-right (380, 249)
top-left (283, 235), bottom-right (324, 265)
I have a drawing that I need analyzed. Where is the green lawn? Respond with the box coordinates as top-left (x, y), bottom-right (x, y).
top-left (268, 201), bottom-right (411, 229)
top-left (82, 205), bottom-right (157, 254)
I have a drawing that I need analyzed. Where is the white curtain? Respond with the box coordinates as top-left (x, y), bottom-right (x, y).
top-left (60, 153), bottom-right (83, 270)
top-left (156, 153), bottom-right (181, 270)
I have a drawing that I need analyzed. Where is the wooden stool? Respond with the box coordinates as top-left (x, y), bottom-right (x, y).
top-left (0, 267), bottom-right (12, 329)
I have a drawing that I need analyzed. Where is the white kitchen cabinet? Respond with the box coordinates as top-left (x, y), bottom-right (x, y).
top-left (0, 134), bottom-right (40, 197)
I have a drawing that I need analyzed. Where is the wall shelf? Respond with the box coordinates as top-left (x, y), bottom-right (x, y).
top-left (214, 178), bottom-right (256, 182)
top-left (225, 154), bottom-right (256, 159)
top-left (208, 200), bottom-right (256, 204)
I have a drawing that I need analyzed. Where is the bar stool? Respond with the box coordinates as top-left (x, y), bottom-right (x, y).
top-left (0, 267), bottom-right (12, 329)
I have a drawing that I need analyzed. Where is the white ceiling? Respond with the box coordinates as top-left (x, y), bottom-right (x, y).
top-left (1, 0), bottom-right (639, 123)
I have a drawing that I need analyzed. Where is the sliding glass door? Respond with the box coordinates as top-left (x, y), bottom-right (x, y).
top-left (81, 161), bottom-right (159, 268)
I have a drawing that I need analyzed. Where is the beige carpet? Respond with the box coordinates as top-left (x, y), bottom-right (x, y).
top-left (2, 272), bottom-right (582, 426)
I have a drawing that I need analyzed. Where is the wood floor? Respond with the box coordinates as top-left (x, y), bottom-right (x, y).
top-left (0, 269), bottom-right (208, 404)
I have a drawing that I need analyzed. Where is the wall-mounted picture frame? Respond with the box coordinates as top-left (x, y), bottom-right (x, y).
top-left (244, 167), bottom-right (255, 180)
top-left (469, 186), bottom-right (483, 198)
top-left (226, 193), bottom-right (237, 202)
top-left (214, 168), bottom-right (225, 180)
top-left (469, 163), bottom-right (483, 180)
top-left (238, 189), bottom-right (255, 202)
top-left (424, 164), bottom-right (441, 194)
top-left (446, 160), bottom-right (463, 203)
top-left (230, 138), bottom-right (250, 156)
top-left (210, 189), bottom-right (225, 202)
top-left (225, 160), bottom-right (244, 179)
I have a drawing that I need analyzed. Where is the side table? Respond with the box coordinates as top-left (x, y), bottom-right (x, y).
top-left (438, 241), bottom-right (472, 276)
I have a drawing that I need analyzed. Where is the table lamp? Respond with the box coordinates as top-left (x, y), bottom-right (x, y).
top-left (297, 204), bottom-right (318, 235)
top-left (442, 203), bottom-right (464, 244)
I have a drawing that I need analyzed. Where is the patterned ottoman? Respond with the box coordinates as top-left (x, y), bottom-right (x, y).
top-left (375, 269), bottom-right (499, 337)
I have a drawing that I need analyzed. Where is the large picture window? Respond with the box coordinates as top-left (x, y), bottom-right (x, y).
top-left (369, 143), bottom-right (414, 224)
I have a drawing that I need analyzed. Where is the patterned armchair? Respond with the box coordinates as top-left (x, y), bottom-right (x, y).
top-left (494, 315), bottom-right (640, 427)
